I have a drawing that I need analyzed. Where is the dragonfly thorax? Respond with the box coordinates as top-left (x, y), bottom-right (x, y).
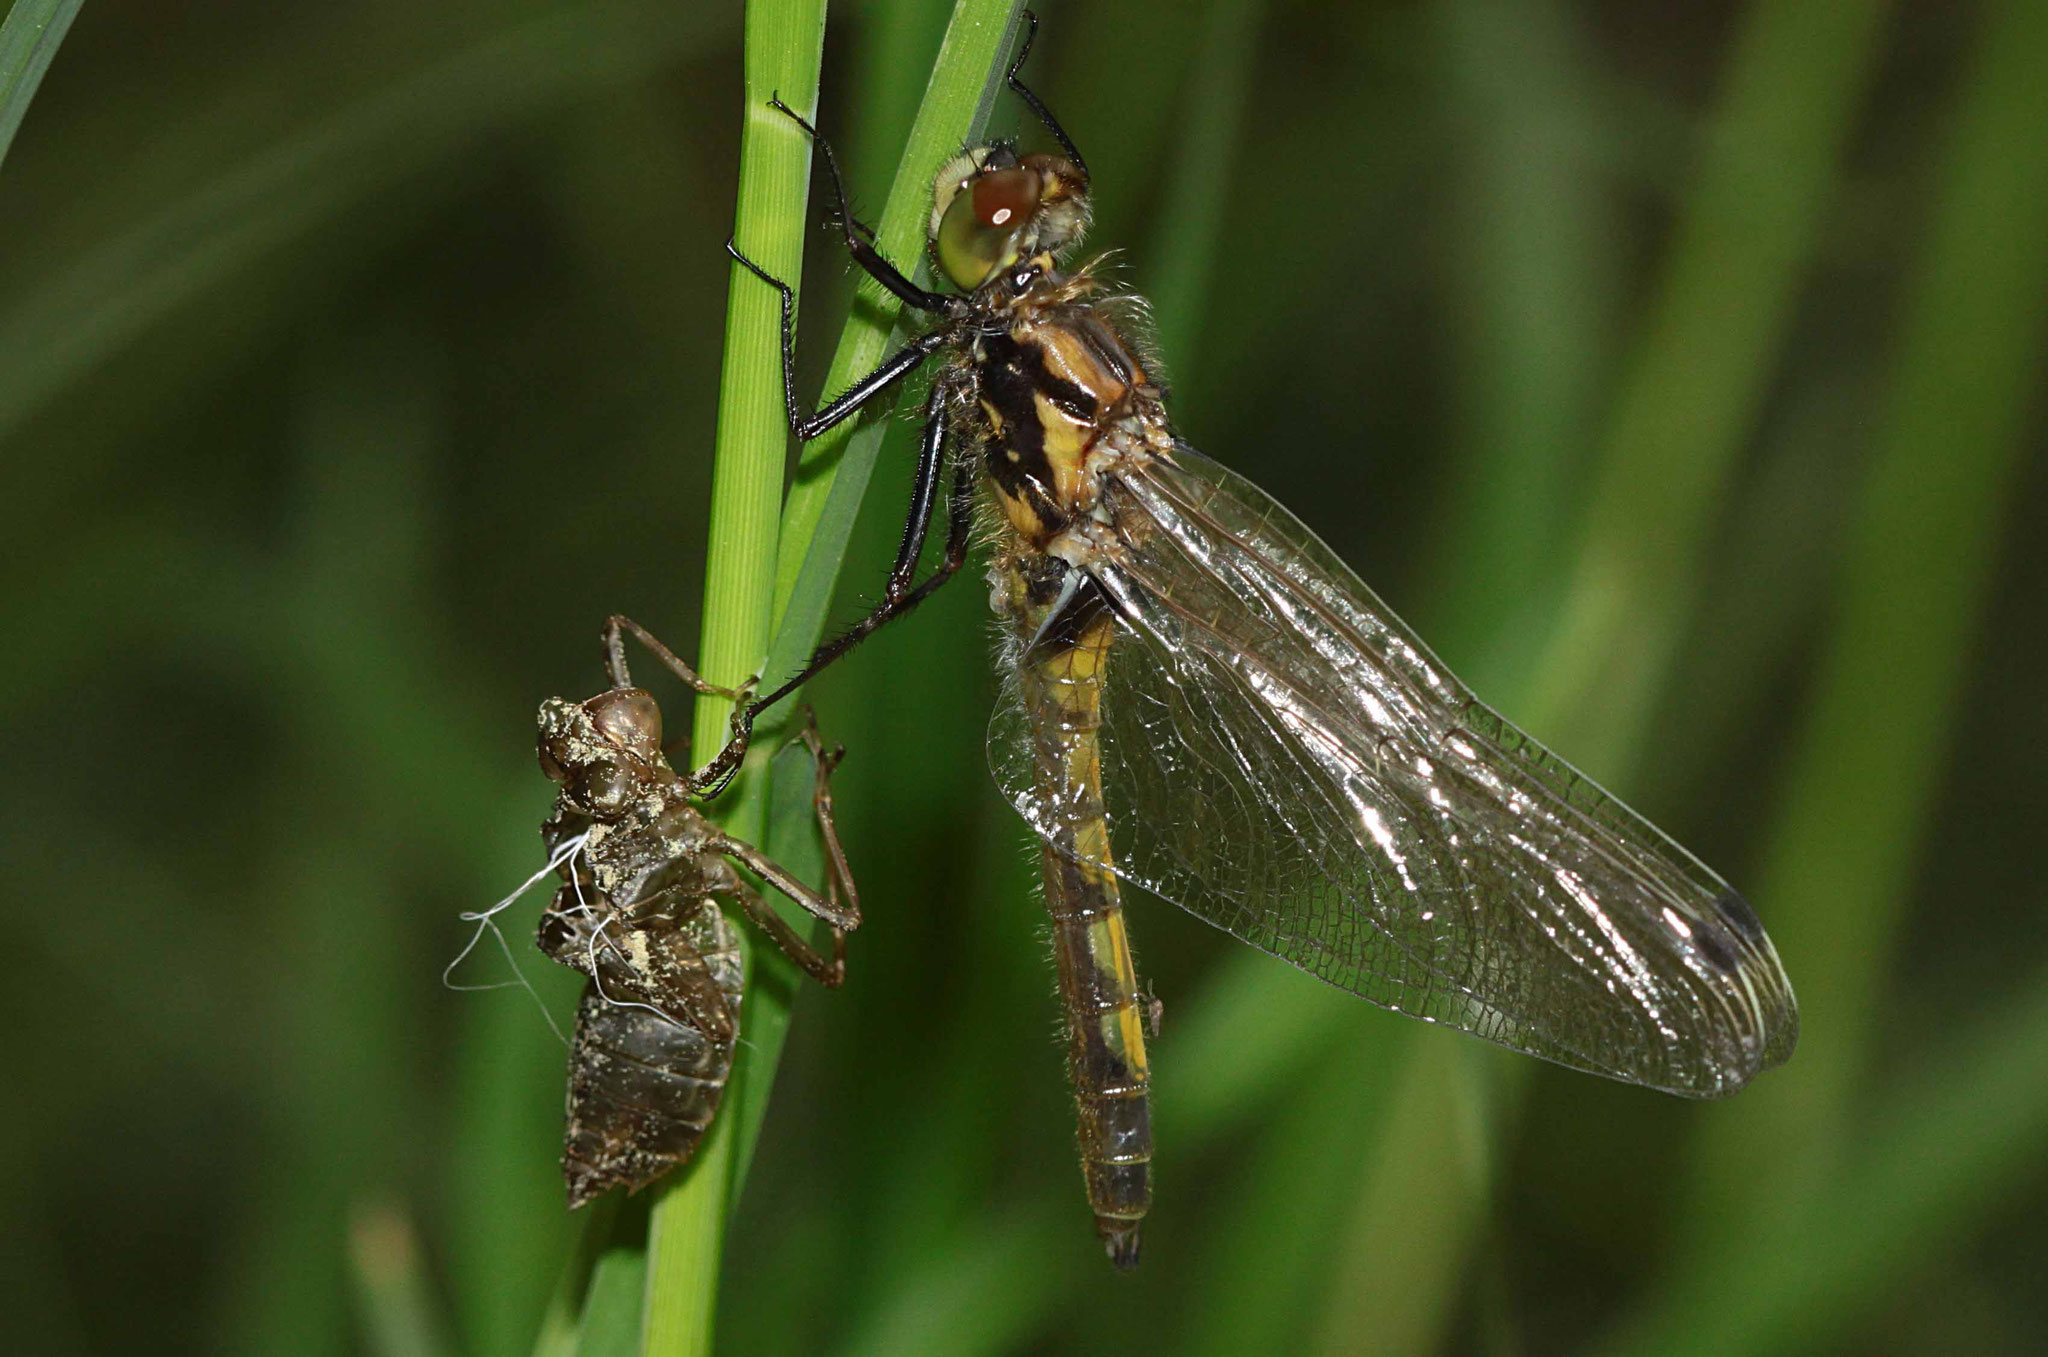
top-left (969, 299), bottom-right (1158, 549)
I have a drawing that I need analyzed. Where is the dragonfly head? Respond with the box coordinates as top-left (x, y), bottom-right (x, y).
top-left (930, 143), bottom-right (1090, 291)
top-left (536, 688), bottom-right (666, 817)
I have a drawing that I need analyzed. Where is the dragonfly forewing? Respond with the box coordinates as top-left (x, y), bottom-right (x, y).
top-left (994, 441), bottom-right (1796, 1097)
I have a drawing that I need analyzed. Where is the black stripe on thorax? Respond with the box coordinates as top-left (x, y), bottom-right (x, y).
top-left (1036, 365), bottom-right (1100, 423)
top-left (978, 330), bottom-right (1073, 532)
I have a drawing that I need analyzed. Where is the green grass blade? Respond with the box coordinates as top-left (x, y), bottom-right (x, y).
top-left (0, 0), bottom-right (80, 175)
top-left (847, 0), bottom-right (954, 175)
top-left (1682, 0), bottom-right (2048, 1236)
top-left (1597, 965), bottom-right (2048, 1357)
top-left (725, 0), bottom-right (1024, 1204)
top-left (540, 6), bottom-right (1022, 1352)
top-left (760, 0), bottom-right (1025, 662)
top-left (1526, 0), bottom-right (1896, 769)
top-left (572, 1200), bottom-right (654, 1357)
top-left (576, 1244), bottom-right (652, 1357)
top-left (529, 1196), bottom-right (625, 1357)
top-left (638, 3), bottom-right (830, 1349)
top-left (0, 3), bottom-right (727, 449)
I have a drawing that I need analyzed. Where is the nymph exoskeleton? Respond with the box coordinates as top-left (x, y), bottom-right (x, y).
top-left (534, 616), bottom-right (858, 1207)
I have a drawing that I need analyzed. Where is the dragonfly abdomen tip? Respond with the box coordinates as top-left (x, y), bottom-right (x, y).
top-left (1101, 1222), bottom-right (1142, 1270)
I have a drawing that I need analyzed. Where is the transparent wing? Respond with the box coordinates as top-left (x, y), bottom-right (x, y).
top-left (990, 441), bottom-right (1797, 1096)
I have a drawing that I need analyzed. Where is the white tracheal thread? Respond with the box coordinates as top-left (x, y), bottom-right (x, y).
top-left (565, 857), bottom-right (679, 1021)
top-left (583, 910), bottom-right (682, 1025)
top-left (441, 829), bottom-right (590, 1047)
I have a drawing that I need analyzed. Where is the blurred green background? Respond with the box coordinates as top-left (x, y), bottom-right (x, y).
top-left (5, 0), bottom-right (2046, 1353)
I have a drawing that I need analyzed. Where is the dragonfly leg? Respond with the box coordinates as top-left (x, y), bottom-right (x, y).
top-left (748, 385), bottom-right (973, 716)
top-left (713, 827), bottom-right (859, 934)
top-left (707, 714), bottom-right (861, 937)
top-left (765, 96), bottom-right (951, 314)
top-left (598, 615), bottom-right (759, 793)
top-left (710, 716), bottom-right (859, 986)
top-left (1007, 11), bottom-right (1087, 174)
top-left (602, 614), bottom-right (745, 698)
top-left (726, 238), bottom-right (949, 442)
top-left (677, 698), bottom-right (763, 799)
top-left (727, 879), bottom-right (846, 988)
top-left (791, 709), bottom-right (860, 931)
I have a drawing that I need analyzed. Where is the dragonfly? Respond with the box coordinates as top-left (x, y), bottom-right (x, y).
top-left (529, 616), bottom-right (859, 1207)
top-left (728, 13), bottom-right (1797, 1267)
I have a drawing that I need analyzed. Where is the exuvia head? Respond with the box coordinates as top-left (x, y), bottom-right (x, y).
top-left (929, 143), bottom-right (1090, 292)
top-left (536, 688), bottom-right (665, 817)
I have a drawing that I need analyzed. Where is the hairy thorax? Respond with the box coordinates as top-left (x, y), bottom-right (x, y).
top-left (966, 268), bottom-right (1163, 551)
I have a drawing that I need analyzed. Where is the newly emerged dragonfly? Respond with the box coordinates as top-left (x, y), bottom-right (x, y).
top-left (532, 617), bottom-right (858, 1207)
top-left (732, 14), bottom-right (1796, 1267)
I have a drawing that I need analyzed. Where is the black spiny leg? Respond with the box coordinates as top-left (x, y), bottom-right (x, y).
top-left (767, 96), bottom-right (951, 313)
top-left (727, 241), bottom-right (951, 442)
top-left (724, 97), bottom-right (956, 444)
top-left (748, 381), bottom-right (975, 719)
top-left (1008, 11), bottom-right (1087, 174)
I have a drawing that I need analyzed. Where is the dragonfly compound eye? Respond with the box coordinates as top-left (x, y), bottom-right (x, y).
top-left (586, 688), bottom-right (663, 762)
top-left (936, 164), bottom-right (1041, 291)
top-left (572, 760), bottom-right (635, 816)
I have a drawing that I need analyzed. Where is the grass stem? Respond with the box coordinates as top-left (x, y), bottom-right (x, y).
top-left (640, 3), bottom-right (828, 1354)
top-left (640, 2), bottom-right (1021, 1351)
